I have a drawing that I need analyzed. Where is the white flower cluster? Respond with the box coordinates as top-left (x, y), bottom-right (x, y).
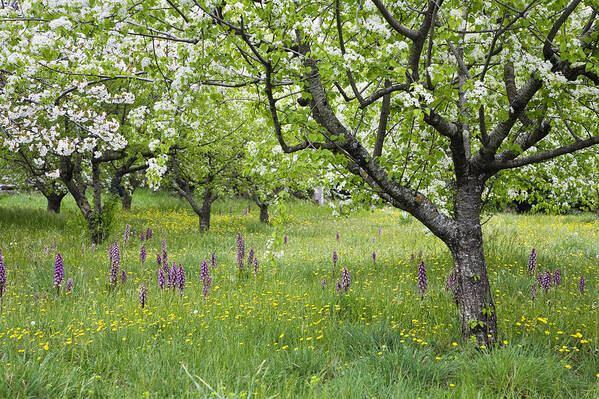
top-left (467, 81), bottom-right (488, 103)
top-left (363, 14), bottom-right (391, 39)
top-left (129, 106), bottom-right (149, 128)
top-left (48, 16), bottom-right (72, 30)
top-left (146, 155), bottom-right (168, 190)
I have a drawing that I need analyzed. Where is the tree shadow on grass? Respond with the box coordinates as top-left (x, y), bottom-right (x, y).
top-left (0, 205), bottom-right (69, 232)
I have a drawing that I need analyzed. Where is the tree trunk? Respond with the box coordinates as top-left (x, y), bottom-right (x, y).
top-left (199, 187), bottom-right (218, 231)
top-left (199, 205), bottom-right (211, 231)
top-left (199, 190), bottom-right (211, 232)
top-left (178, 184), bottom-right (217, 232)
top-left (259, 203), bottom-right (269, 224)
top-left (46, 192), bottom-right (66, 213)
top-left (121, 173), bottom-right (141, 210)
top-left (60, 155), bottom-right (105, 244)
top-left (34, 180), bottom-right (67, 214)
top-left (449, 179), bottom-right (497, 346)
top-left (252, 196), bottom-right (270, 224)
top-left (122, 189), bottom-right (132, 210)
top-left (91, 158), bottom-right (102, 214)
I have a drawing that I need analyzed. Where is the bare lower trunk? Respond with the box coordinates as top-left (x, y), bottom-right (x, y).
top-left (46, 192), bottom-right (65, 213)
top-left (179, 185), bottom-right (217, 232)
top-left (259, 204), bottom-right (269, 224)
top-left (199, 192), bottom-right (212, 232)
top-left (60, 155), bottom-right (105, 244)
top-left (122, 190), bottom-right (132, 210)
top-left (199, 208), bottom-right (210, 231)
top-left (33, 180), bottom-right (67, 214)
top-left (449, 180), bottom-right (497, 346)
top-left (251, 192), bottom-right (273, 224)
top-left (122, 173), bottom-right (141, 210)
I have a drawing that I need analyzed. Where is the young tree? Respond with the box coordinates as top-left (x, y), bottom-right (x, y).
top-left (153, 94), bottom-right (251, 231)
top-left (17, 151), bottom-right (68, 213)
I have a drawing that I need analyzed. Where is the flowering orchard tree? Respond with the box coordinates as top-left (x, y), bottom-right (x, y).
top-left (2, 148), bottom-right (68, 213)
top-left (240, 118), bottom-right (325, 224)
top-left (3, 1), bottom-right (599, 345)
top-left (160, 94), bottom-right (253, 231)
top-left (0, 4), bottom-right (163, 241)
top-left (0, 62), bottom-right (149, 241)
top-left (102, 0), bottom-right (599, 345)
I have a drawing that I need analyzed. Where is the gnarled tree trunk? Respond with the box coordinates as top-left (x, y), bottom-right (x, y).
top-left (34, 180), bottom-right (67, 214)
top-left (252, 195), bottom-right (270, 224)
top-left (175, 180), bottom-right (218, 231)
top-left (251, 188), bottom-right (283, 224)
top-left (45, 192), bottom-right (66, 213)
top-left (59, 154), bottom-right (105, 244)
top-left (448, 179), bottom-right (497, 345)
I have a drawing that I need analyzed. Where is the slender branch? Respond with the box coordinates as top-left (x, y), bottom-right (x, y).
top-left (165, 0), bottom-right (189, 24)
top-left (264, 63), bottom-right (335, 153)
top-left (370, 0), bottom-right (419, 40)
top-left (478, 106), bottom-right (489, 146)
top-left (491, 135), bottom-right (599, 170)
top-left (373, 79), bottom-right (391, 158)
top-left (336, 0), bottom-right (364, 105)
top-left (359, 83), bottom-right (409, 109)
top-left (474, 75), bottom-right (542, 164)
top-left (543, 0), bottom-right (583, 61)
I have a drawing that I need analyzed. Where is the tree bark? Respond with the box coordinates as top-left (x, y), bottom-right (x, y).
top-left (46, 192), bottom-right (66, 213)
top-left (91, 157), bottom-right (102, 214)
top-left (199, 187), bottom-right (215, 231)
top-left (122, 173), bottom-right (141, 210)
top-left (122, 190), bottom-right (132, 210)
top-left (60, 155), bottom-right (104, 244)
top-left (449, 179), bottom-right (497, 346)
top-left (251, 193), bottom-right (271, 224)
top-left (259, 203), bottom-right (269, 224)
top-left (33, 180), bottom-right (67, 214)
top-left (176, 183), bottom-right (217, 231)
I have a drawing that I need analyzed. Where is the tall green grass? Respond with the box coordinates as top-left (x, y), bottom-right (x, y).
top-left (0, 190), bottom-right (597, 398)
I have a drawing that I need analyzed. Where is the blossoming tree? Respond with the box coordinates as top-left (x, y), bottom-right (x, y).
top-left (240, 117), bottom-right (325, 224)
top-left (116, 0), bottom-right (599, 345)
top-left (0, 5), bottom-right (158, 241)
top-left (162, 93), bottom-right (252, 231)
top-left (3, 0), bottom-right (599, 346)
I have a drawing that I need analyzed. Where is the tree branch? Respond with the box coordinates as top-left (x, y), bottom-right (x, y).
top-left (373, 79), bottom-right (391, 158)
top-left (473, 75), bottom-right (542, 165)
top-left (370, 0), bottom-right (419, 40)
top-left (491, 135), bottom-right (599, 170)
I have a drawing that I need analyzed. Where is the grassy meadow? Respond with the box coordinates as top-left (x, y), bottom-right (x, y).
top-left (0, 190), bottom-right (598, 398)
